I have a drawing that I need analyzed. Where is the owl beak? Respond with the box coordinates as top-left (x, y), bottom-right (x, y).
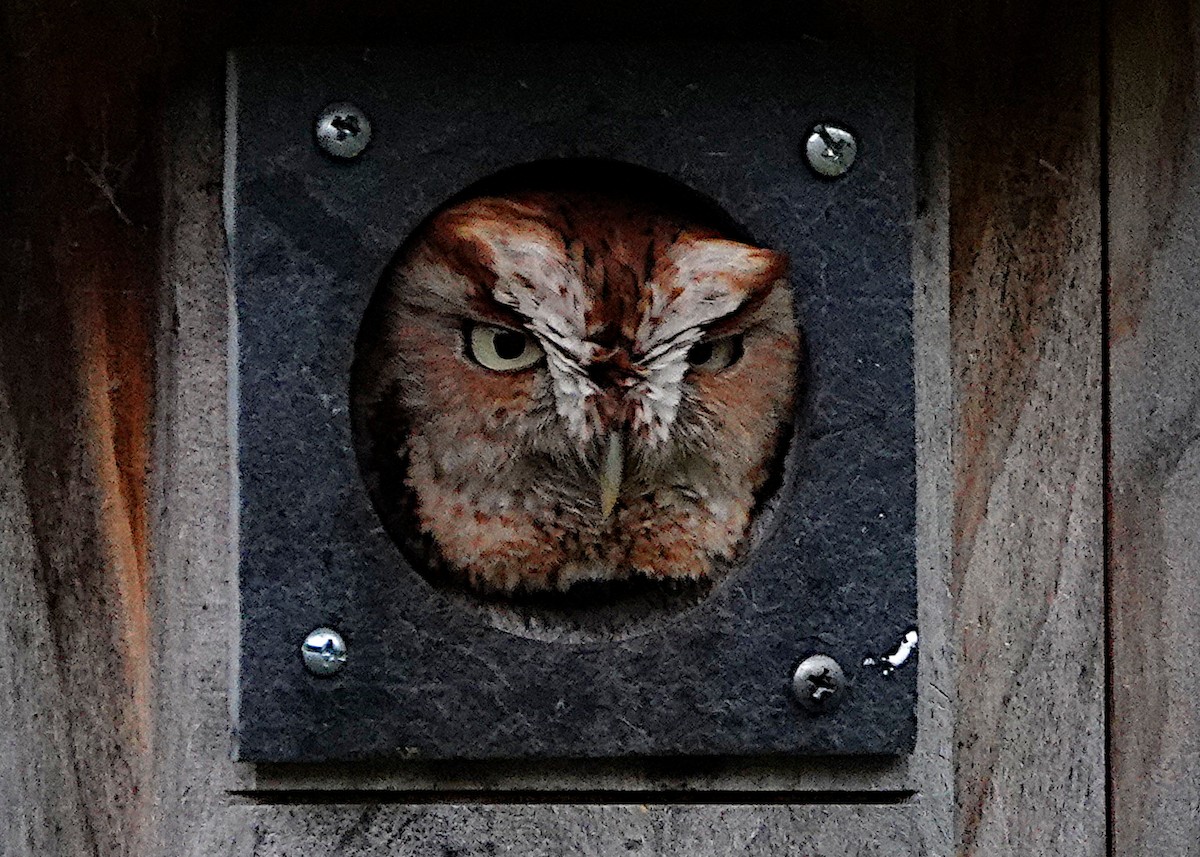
top-left (599, 431), bottom-right (624, 519)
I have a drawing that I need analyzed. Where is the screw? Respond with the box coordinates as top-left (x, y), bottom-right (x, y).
top-left (791, 654), bottom-right (846, 712)
top-left (301, 627), bottom-right (347, 676)
top-left (314, 102), bottom-right (372, 160)
top-left (804, 123), bottom-right (858, 178)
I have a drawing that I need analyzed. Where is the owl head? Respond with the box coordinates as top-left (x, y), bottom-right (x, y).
top-left (356, 186), bottom-right (800, 595)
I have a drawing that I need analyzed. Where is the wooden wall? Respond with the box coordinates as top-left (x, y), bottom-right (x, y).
top-left (0, 0), bottom-right (1191, 853)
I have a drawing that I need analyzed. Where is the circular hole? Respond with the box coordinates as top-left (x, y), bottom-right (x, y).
top-left (351, 159), bottom-right (803, 641)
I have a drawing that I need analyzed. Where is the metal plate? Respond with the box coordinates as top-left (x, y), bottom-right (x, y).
top-left (229, 43), bottom-right (916, 761)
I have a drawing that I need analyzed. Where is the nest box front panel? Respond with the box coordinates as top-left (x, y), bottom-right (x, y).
top-left (229, 44), bottom-right (917, 762)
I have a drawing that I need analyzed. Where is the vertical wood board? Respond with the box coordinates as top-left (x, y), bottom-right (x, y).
top-left (0, 1), bottom-right (161, 855)
top-left (949, 3), bottom-right (1106, 855)
top-left (1108, 1), bottom-right (1200, 854)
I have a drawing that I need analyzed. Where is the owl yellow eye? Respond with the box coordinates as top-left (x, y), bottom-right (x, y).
top-left (686, 335), bottom-right (743, 372)
top-left (468, 325), bottom-right (544, 372)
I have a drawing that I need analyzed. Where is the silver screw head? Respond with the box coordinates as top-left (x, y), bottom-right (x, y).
top-left (804, 123), bottom-right (858, 178)
top-left (791, 654), bottom-right (846, 712)
top-left (314, 102), bottom-right (372, 160)
top-left (301, 627), bottom-right (347, 676)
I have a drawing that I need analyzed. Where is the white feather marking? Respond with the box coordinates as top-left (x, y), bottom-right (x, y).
top-left (629, 239), bottom-right (773, 444)
top-left (481, 231), bottom-right (603, 443)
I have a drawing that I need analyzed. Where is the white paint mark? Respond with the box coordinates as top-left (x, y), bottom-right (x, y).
top-left (863, 629), bottom-right (919, 676)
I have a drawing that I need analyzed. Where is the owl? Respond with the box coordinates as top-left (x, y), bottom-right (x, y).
top-left (354, 184), bottom-right (800, 596)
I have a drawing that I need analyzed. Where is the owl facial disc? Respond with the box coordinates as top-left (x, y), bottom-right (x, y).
top-left (360, 187), bottom-right (800, 594)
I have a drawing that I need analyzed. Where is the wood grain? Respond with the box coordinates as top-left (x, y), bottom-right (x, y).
top-left (0, 1), bottom-right (161, 855)
top-left (948, 3), bottom-right (1106, 855)
top-left (150, 77), bottom-right (250, 857)
top-left (1108, 1), bottom-right (1200, 854)
top-left (223, 804), bottom-right (929, 856)
top-left (0, 381), bottom-right (97, 857)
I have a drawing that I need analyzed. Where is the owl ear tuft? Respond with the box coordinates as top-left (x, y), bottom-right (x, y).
top-left (422, 198), bottom-right (584, 334)
top-left (427, 198), bottom-right (565, 289)
top-left (666, 236), bottom-right (789, 299)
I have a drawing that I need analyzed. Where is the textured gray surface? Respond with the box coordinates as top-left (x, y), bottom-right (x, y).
top-left (219, 803), bottom-right (929, 856)
top-left (0, 375), bottom-right (97, 857)
top-left (1109, 1), bottom-right (1200, 851)
top-left (229, 44), bottom-right (918, 763)
top-left (947, 1), bottom-right (1106, 850)
top-left (151, 82), bottom-right (249, 857)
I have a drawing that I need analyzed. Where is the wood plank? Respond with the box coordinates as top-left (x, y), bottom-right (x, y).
top-left (0, 380), bottom-right (98, 857)
top-left (1108, 2), bottom-right (1200, 854)
top-left (948, 3), bottom-right (1106, 855)
top-left (0, 1), bottom-right (161, 855)
top-left (149, 77), bottom-right (251, 857)
top-left (221, 803), bottom-right (931, 856)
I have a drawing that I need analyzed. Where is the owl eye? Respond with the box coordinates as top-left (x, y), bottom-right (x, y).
top-left (467, 324), bottom-right (544, 372)
top-left (686, 335), bottom-right (744, 372)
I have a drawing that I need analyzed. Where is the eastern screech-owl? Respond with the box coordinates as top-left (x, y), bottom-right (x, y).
top-left (355, 186), bottom-right (799, 595)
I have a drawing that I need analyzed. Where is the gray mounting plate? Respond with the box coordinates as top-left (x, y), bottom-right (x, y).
top-left (229, 43), bottom-right (916, 762)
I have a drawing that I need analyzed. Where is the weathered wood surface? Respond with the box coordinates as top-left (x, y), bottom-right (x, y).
top-left (1108, 1), bottom-right (1200, 854)
top-left (220, 804), bottom-right (930, 856)
top-left (149, 82), bottom-right (245, 857)
top-left (0, 3), bottom-right (159, 856)
top-left (948, 3), bottom-right (1106, 855)
top-left (0, 384), bottom-right (97, 857)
